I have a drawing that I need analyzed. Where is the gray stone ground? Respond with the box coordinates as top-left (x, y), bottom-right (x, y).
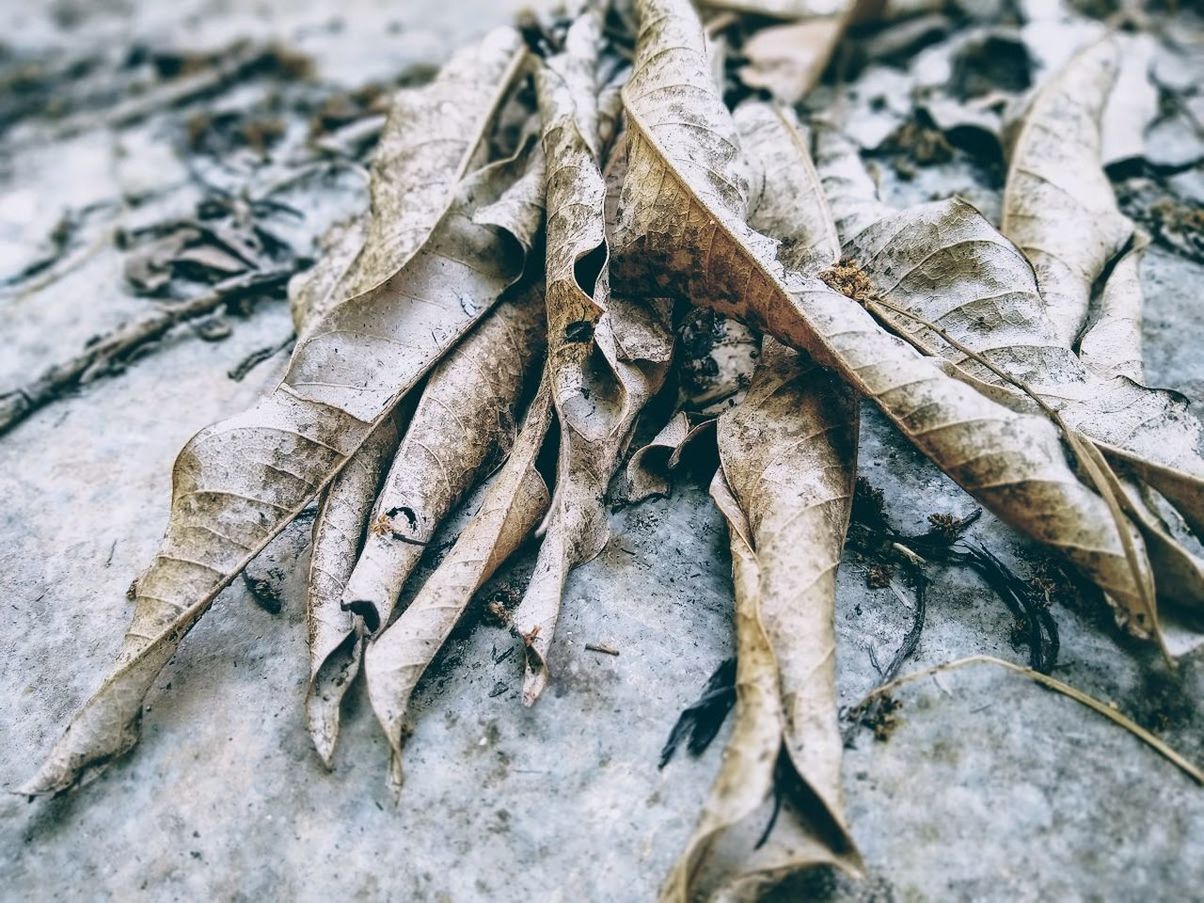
top-left (0, 1), bottom-right (1201, 901)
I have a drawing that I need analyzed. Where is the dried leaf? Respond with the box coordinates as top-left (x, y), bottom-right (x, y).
top-left (305, 419), bottom-right (399, 767)
top-left (812, 126), bottom-right (894, 244)
top-left (340, 283), bottom-right (547, 633)
top-left (614, 0), bottom-right (1153, 634)
top-left (333, 28), bottom-right (531, 301)
top-left (626, 103), bottom-right (838, 506)
top-left (664, 101), bottom-right (860, 899)
top-left (364, 381), bottom-right (554, 789)
top-left (304, 268), bottom-right (545, 767)
top-left (738, 18), bottom-right (843, 106)
top-left (511, 12), bottom-right (674, 705)
top-left (664, 347), bottom-right (861, 902)
top-left (1076, 235), bottom-right (1146, 384)
top-left (811, 139), bottom-right (1203, 647)
top-left (1002, 38), bottom-right (1131, 352)
top-left (624, 410), bottom-right (693, 502)
top-left (303, 119), bottom-right (547, 763)
top-left (288, 217), bottom-right (368, 336)
top-left (1099, 33), bottom-right (1159, 169)
top-left (22, 30), bottom-right (541, 796)
top-left (736, 104), bottom-right (839, 272)
top-left (1001, 38), bottom-right (1204, 539)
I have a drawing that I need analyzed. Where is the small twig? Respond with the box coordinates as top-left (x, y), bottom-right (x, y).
top-left (585, 642), bottom-right (620, 656)
top-left (29, 44), bottom-right (284, 144)
top-left (856, 655), bottom-right (1203, 785)
top-left (880, 563), bottom-right (926, 683)
top-left (0, 267), bottom-right (295, 436)
top-left (227, 333), bottom-right (295, 382)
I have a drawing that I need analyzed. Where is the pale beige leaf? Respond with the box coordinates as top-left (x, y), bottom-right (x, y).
top-left (1002, 37), bottom-right (1132, 351)
top-left (812, 88), bottom-right (1204, 645)
top-left (824, 197), bottom-right (1199, 640)
top-left (341, 283), bottom-right (547, 633)
top-left (333, 27), bottom-right (530, 300)
top-left (1100, 33), bottom-right (1159, 168)
top-left (364, 382), bottom-right (554, 789)
top-left (1001, 38), bottom-right (1204, 538)
top-left (661, 470), bottom-right (785, 902)
top-left (288, 217), bottom-right (368, 336)
top-left (735, 103), bottom-right (838, 273)
top-left (290, 215), bottom-right (379, 765)
top-left (22, 34), bottom-right (540, 796)
top-left (1076, 236), bottom-right (1146, 383)
top-left (663, 99), bottom-right (860, 899)
top-left (511, 13), bottom-right (674, 705)
top-left (628, 102), bottom-right (838, 506)
top-left (290, 56), bottom-right (519, 758)
top-left (624, 410), bottom-right (693, 503)
top-left (306, 279), bottom-right (544, 767)
top-left (615, 0), bottom-right (1153, 634)
top-left (305, 418), bottom-right (398, 767)
top-left (813, 125), bottom-right (894, 245)
top-left (666, 345), bottom-right (862, 903)
top-left (737, 18), bottom-right (843, 106)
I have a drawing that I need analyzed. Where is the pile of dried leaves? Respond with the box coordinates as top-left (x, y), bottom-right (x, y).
top-left (18, 0), bottom-right (1204, 898)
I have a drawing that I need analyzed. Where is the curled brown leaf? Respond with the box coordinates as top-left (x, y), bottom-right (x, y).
top-left (364, 380), bottom-right (554, 789)
top-left (613, 0), bottom-right (1153, 638)
top-left (22, 27), bottom-right (541, 796)
top-left (511, 11), bottom-right (674, 704)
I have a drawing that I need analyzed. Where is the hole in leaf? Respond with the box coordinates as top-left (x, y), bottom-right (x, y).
top-left (573, 242), bottom-right (606, 298)
top-left (385, 506), bottom-right (418, 531)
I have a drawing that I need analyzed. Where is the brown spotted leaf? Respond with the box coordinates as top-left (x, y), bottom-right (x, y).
top-left (625, 102), bottom-right (836, 505)
top-left (22, 29), bottom-right (540, 796)
top-left (614, 0), bottom-right (1154, 640)
top-left (830, 199), bottom-right (1204, 646)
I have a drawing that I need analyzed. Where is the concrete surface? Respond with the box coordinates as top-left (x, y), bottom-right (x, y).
top-left (0, 1), bottom-right (1201, 901)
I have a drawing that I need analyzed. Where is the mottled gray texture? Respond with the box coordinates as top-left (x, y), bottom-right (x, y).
top-left (1, 1), bottom-right (1202, 900)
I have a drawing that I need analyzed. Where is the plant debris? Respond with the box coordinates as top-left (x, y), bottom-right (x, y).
top-left (12, 0), bottom-right (1204, 895)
